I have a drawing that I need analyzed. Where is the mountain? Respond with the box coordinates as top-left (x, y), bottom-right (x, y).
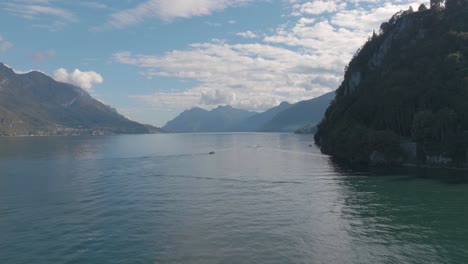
top-left (162, 105), bottom-right (257, 132)
top-left (0, 63), bottom-right (157, 136)
top-left (260, 91), bottom-right (334, 132)
top-left (163, 92), bottom-right (334, 133)
top-left (315, 1), bottom-right (468, 167)
top-left (230, 101), bottom-right (293, 132)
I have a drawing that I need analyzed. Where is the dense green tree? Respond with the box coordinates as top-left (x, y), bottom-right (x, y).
top-left (446, 0), bottom-right (468, 11)
top-left (315, 3), bottom-right (468, 167)
top-left (430, 0), bottom-right (443, 9)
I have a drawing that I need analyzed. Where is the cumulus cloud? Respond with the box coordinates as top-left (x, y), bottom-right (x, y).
top-left (0, 35), bottom-right (13, 54)
top-left (115, 40), bottom-right (337, 111)
top-left (236, 31), bottom-right (259, 39)
top-left (291, 0), bottom-right (346, 16)
top-left (107, 0), bottom-right (254, 28)
top-left (53, 68), bottom-right (103, 90)
top-left (117, 0), bottom-right (429, 112)
top-left (32, 49), bottom-right (55, 62)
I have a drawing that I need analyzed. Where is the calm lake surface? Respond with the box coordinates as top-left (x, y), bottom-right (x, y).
top-left (1, 133), bottom-right (467, 264)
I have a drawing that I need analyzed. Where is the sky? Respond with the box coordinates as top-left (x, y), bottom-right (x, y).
top-left (0, 0), bottom-right (428, 126)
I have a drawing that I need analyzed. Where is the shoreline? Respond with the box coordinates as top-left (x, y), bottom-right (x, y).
top-left (402, 162), bottom-right (468, 171)
top-left (0, 132), bottom-right (161, 138)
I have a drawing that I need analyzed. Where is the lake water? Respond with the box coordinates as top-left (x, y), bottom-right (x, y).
top-left (0, 133), bottom-right (467, 264)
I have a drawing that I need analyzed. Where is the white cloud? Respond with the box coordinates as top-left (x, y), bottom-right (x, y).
top-left (292, 0), bottom-right (346, 16)
top-left (236, 31), bottom-right (259, 39)
top-left (264, 0), bottom-right (427, 61)
top-left (53, 68), bottom-right (103, 90)
top-left (115, 0), bottom-right (429, 113)
top-left (78, 1), bottom-right (109, 9)
top-left (0, 35), bottom-right (13, 54)
top-left (2, 1), bottom-right (77, 30)
top-left (331, 1), bottom-right (426, 31)
top-left (115, 40), bottom-right (338, 111)
top-left (107, 0), bottom-right (254, 28)
top-left (3, 3), bottom-right (77, 22)
top-left (32, 49), bottom-right (55, 62)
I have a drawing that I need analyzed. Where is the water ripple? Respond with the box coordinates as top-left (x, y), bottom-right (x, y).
top-left (0, 134), bottom-right (467, 264)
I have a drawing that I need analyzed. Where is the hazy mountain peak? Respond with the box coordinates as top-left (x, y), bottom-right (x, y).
top-left (162, 105), bottom-right (256, 133)
top-left (258, 92), bottom-right (334, 132)
top-left (214, 105), bottom-right (233, 111)
top-left (163, 92), bottom-right (333, 133)
top-left (185, 107), bottom-right (207, 113)
top-left (0, 63), bottom-right (14, 75)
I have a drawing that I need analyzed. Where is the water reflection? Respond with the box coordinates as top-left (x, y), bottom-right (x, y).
top-left (0, 136), bottom-right (108, 160)
top-left (330, 160), bottom-right (468, 263)
top-left (1, 134), bottom-right (468, 264)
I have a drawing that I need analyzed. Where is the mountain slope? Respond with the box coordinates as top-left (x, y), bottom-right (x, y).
top-left (163, 91), bottom-right (334, 133)
top-left (260, 91), bottom-right (334, 132)
top-left (0, 63), bottom-right (155, 136)
top-left (315, 2), bottom-right (468, 166)
top-left (162, 105), bottom-right (257, 132)
top-left (230, 101), bottom-right (293, 132)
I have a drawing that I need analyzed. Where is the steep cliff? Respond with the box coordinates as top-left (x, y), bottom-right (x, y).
top-left (315, 1), bottom-right (468, 167)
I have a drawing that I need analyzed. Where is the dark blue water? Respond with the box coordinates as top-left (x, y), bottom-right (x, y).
top-left (1, 133), bottom-right (467, 263)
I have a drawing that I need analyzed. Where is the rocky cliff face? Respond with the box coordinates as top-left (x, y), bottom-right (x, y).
top-left (315, 3), bottom-right (468, 167)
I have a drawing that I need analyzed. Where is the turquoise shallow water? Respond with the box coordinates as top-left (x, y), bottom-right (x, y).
top-left (0, 133), bottom-right (467, 264)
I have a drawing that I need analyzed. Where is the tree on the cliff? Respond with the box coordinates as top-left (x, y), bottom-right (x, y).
top-left (418, 3), bottom-right (428, 11)
top-left (445, 0), bottom-right (468, 10)
top-left (315, 2), bottom-right (468, 165)
top-left (430, 0), bottom-right (443, 9)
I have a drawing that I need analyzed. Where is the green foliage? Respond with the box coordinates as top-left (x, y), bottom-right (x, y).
top-left (315, 3), bottom-right (468, 166)
top-left (419, 4), bottom-right (428, 11)
top-left (369, 130), bottom-right (403, 162)
top-left (446, 0), bottom-right (468, 11)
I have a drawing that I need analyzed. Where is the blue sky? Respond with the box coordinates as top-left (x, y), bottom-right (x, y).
top-left (0, 0), bottom-right (428, 126)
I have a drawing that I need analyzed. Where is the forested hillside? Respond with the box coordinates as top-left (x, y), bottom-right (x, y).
top-left (315, 0), bottom-right (468, 167)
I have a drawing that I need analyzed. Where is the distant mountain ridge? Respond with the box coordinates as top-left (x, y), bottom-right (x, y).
top-left (162, 92), bottom-right (334, 133)
top-left (0, 63), bottom-right (157, 136)
top-left (260, 92), bottom-right (334, 132)
top-left (162, 105), bottom-right (258, 132)
top-left (230, 101), bottom-right (293, 132)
